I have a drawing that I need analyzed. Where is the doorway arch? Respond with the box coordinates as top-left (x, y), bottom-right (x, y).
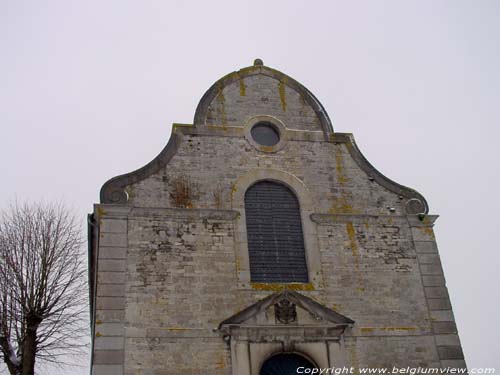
top-left (260, 353), bottom-right (317, 374)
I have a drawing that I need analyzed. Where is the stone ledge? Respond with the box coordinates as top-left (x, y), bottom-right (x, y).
top-left (130, 207), bottom-right (239, 221)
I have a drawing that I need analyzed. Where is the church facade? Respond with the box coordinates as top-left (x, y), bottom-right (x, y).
top-left (88, 60), bottom-right (466, 374)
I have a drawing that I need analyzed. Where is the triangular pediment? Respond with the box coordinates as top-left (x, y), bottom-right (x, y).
top-left (219, 290), bottom-right (354, 330)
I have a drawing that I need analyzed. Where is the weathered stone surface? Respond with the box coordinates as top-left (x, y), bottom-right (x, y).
top-left (94, 337), bottom-right (125, 350)
top-left (422, 275), bottom-right (446, 286)
top-left (435, 334), bottom-right (461, 346)
top-left (97, 283), bottom-right (126, 297)
top-left (92, 364), bottom-right (123, 375)
top-left (427, 298), bottom-right (452, 311)
top-left (94, 350), bottom-right (125, 364)
top-left (89, 63), bottom-right (465, 373)
top-left (98, 246), bottom-right (127, 259)
top-left (432, 322), bottom-right (457, 334)
top-left (438, 345), bottom-right (464, 360)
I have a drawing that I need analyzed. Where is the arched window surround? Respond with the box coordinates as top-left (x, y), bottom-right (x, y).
top-left (231, 168), bottom-right (323, 290)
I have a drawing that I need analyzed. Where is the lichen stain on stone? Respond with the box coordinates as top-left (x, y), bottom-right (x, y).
top-left (417, 226), bottom-right (435, 240)
top-left (164, 327), bottom-right (188, 331)
top-left (125, 185), bottom-right (135, 200)
top-left (251, 282), bottom-right (315, 291)
top-left (230, 183), bottom-right (238, 204)
top-left (335, 148), bottom-right (348, 184)
top-left (169, 175), bottom-right (194, 208)
top-left (348, 340), bottom-right (360, 375)
top-left (346, 222), bottom-right (365, 293)
top-left (278, 80), bottom-right (287, 112)
top-left (215, 353), bottom-right (226, 369)
top-left (216, 82), bottom-right (227, 124)
top-left (239, 79), bottom-right (246, 96)
top-left (259, 145), bottom-right (275, 153)
top-left (96, 206), bottom-right (107, 218)
top-left (330, 195), bottom-right (356, 214)
top-left (212, 184), bottom-right (223, 209)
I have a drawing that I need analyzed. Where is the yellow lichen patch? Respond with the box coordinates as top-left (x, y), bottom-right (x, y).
top-left (95, 319), bottom-right (102, 325)
top-left (349, 342), bottom-right (360, 375)
top-left (96, 206), bottom-right (107, 218)
top-left (95, 331), bottom-right (102, 337)
top-left (216, 82), bottom-right (227, 124)
top-left (335, 149), bottom-right (348, 184)
top-left (235, 255), bottom-right (241, 272)
top-left (250, 283), bottom-right (315, 291)
top-left (259, 145), bottom-right (275, 153)
top-left (332, 303), bottom-right (342, 310)
top-left (164, 327), bottom-right (188, 332)
top-left (278, 80), bottom-right (287, 112)
top-left (329, 196), bottom-right (356, 214)
top-left (230, 183), bottom-right (238, 203)
top-left (239, 79), bottom-right (246, 96)
top-left (239, 66), bottom-right (261, 75)
top-left (215, 354), bottom-right (226, 369)
top-left (172, 123), bottom-right (193, 132)
top-left (125, 185), bottom-right (135, 200)
top-left (417, 226), bottom-right (435, 240)
top-left (346, 222), bottom-right (359, 260)
top-left (329, 133), bottom-right (336, 143)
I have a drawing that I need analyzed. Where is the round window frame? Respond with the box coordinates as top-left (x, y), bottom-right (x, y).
top-left (244, 116), bottom-right (287, 153)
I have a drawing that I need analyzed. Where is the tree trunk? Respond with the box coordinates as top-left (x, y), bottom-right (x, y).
top-left (21, 320), bottom-right (39, 375)
top-left (0, 336), bottom-right (21, 375)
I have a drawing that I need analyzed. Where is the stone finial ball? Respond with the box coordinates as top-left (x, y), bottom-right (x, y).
top-left (253, 58), bottom-right (264, 66)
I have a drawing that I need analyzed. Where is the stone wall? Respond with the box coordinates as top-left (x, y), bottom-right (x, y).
top-left (90, 65), bottom-right (464, 374)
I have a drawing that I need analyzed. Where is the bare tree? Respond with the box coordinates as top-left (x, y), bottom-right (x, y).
top-left (0, 202), bottom-right (87, 375)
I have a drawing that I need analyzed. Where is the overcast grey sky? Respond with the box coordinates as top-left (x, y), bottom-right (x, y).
top-left (1, 1), bottom-right (499, 373)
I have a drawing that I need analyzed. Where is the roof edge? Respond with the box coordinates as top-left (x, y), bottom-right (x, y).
top-left (338, 133), bottom-right (429, 214)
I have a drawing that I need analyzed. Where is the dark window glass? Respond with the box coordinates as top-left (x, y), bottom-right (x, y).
top-left (251, 122), bottom-right (280, 146)
top-left (260, 353), bottom-right (316, 375)
top-left (245, 181), bottom-right (308, 283)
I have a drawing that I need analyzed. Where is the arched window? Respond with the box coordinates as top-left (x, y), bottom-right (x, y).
top-left (244, 181), bottom-right (308, 283)
top-left (260, 353), bottom-right (316, 375)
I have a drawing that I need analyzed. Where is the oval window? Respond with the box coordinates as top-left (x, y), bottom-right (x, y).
top-left (251, 122), bottom-right (280, 146)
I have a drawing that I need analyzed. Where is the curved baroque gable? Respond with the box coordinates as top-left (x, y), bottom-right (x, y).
top-left (193, 62), bottom-right (334, 137)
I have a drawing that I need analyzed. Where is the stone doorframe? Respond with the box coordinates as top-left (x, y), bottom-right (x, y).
top-left (219, 291), bottom-right (354, 375)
